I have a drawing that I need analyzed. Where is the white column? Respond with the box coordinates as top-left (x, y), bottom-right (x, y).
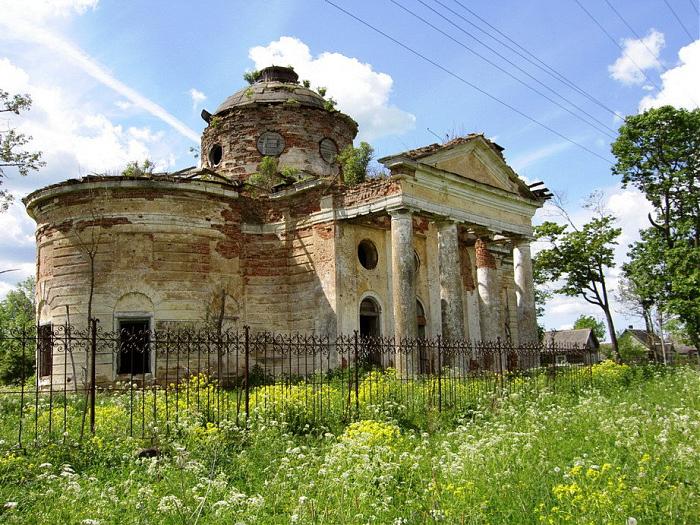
top-left (513, 239), bottom-right (538, 344)
top-left (391, 209), bottom-right (417, 376)
top-left (437, 221), bottom-right (465, 341)
top-left (475, 237), bottom-right (501, 342)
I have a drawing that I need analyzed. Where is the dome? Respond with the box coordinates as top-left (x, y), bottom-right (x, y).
top-left (214, 66), bottom-right (326, 114)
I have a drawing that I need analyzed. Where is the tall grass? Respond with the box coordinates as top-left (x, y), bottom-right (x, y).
top-left (0, 362), bottom-right (698, 524)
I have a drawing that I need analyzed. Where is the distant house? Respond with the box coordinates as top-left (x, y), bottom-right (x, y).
top-left (619, 328), bottom-right (668, 362)
top-left (542, 329), bottom-right (601, 365)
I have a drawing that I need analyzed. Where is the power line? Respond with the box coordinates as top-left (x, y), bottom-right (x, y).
top-left (572, 0), bottom-right (663, 93)
top-left (447, 0), bottom-right (622, 119)
top-left (688, 0), bottom-right (699, 16)
top-left (662, 0), bottom-right (696, 40)
top-left (391, 0), bottom-right (618, 138)
top-left (323, 0), bottom-right (613, 165)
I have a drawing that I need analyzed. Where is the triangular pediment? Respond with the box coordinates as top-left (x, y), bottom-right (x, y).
top-left (420, 139), bottom-right (519, 193)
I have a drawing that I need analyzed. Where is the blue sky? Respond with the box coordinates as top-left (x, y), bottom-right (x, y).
top-left (0, 0), bottom-right (698, 335)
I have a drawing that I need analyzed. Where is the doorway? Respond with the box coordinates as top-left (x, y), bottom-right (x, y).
top-left (417, 299), bottom-right (430, 373)
top-left (359, 297), bottom-right (381, 366)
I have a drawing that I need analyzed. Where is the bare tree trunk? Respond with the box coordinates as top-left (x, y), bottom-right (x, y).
top-left (602, 306), bottom-right (621, 362)
top-left (66, 305), bottom-right (78, 392)
top-left (657, 310), bottom-right (668, 365)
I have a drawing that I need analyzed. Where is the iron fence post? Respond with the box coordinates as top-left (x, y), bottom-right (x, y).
top-left (244, 325), bottom-right (250, 424)
top-left (354, 330), bottom-right (359, 418)
top-left (89, 318), bottom-right (98, 435)
top-left (437, 335), bottom-right (442, 412)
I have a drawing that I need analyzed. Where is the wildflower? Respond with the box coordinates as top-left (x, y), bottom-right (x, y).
top-left (627, 518), bottom-right (637, 525)
top-left (81, 520), bottom-right (100, 525)
top-left (4, 502), bottom-right (18, 510)
top-left (39, 462), bottom-right (52, 469)
top-left (157, 495), bottom-right (183, 513)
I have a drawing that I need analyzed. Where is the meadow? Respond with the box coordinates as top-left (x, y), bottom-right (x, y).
top-left (0, 361), bottom-right (698, 524)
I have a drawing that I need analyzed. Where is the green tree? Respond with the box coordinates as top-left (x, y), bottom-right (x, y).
top-left (338, 142), bottom-right (374, 185)
top-left (0, 90), bottom-right (45, 211)
top-left (0, 277), bottom-right (36, 384)
top-left (612, 106), bottom-right (700, 353)
top-left (534, 214), bottom-right (622, 360)
top-left (573, 314), bottom-right (606, 341)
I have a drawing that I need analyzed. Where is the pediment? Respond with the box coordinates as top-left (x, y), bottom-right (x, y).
top-left (420, 140), bottom-right (519, 193)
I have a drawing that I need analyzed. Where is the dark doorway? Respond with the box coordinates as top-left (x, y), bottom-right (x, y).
top-left (359, 298), bottom-right (381, 366)
top-left (417, 300), bottom-right (430, 374)
top-left (118, 319), bottom-right (151, 375)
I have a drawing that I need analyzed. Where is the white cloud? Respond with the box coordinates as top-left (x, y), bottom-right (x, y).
top-left (0, 17), bottom-right (199, 143)
top-left (189, 88), bottom-right (206, 110)
top-left (0, 58), bottom-right (172, 180)
top-left (639, 39), bottom-right (700, 111)
top-left (0, 0), bottom-right (98, 21)
top-left (249, 36), bottom-right (415, 141)
top-left (609, 29), bottom-right (665, 85)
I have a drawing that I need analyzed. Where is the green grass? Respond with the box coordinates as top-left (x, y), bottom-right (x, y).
top-left (0, 363), bottom-right (699, 524)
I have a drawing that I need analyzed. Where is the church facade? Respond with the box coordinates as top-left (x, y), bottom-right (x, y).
top-left (24, 66), bottom-right (546, 385)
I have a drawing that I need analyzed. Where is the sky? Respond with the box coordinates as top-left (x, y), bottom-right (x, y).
top-left (0, 0), bottom-right (698, 336)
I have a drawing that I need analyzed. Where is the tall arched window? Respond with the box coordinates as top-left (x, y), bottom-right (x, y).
top-left (359, 297), bottom-right (381, 366)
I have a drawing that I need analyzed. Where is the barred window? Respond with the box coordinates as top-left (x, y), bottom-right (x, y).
top-left (38, 324), bottom-right (53, 377)
top-left (117, 319), bottom-right (151, 375)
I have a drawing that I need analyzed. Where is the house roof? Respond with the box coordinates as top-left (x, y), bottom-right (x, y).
top-left (542, 328), bottom-right (599, 348)
top-left (624, 329), bottom-right (663, 349)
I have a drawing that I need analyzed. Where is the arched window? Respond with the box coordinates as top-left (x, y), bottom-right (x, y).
top-left (359, 297), bottom-right (381, 366)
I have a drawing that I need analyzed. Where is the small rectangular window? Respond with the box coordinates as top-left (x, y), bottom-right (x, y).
top-left (117, 319), bottom-right (151, 375)
top-left (38, 324), bottom-right (53, 377)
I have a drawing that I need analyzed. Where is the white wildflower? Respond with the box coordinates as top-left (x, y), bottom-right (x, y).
top-left (627, 518), bottom-right (637, 525)
top-left (81, 520), bottom-right (100, 525)
top-left (4, 502), bottom-right (18, 510)
top-left (158, 495), bottom-right (183, 513)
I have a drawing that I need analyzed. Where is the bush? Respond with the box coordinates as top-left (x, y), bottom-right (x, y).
top-left (338, 142), bottom-right (374, 185)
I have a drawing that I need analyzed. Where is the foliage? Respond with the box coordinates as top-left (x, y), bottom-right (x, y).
top-left (121, 159), bottom-right (155, 178)
top-left (242, 69), bottom-right (260, 85)
top-left (338, 141), bottom-right (374, 185)
top-left (0, 367), bottom-right (698, 523)
top-left (573, 315), bottom-right (606, 340)
top-left (323, 97), bottom-right (337, 112)
top-left (0, 277), bottom-right (35, 384)
top-left (0, 90), bottom-right (45, 211)
top-left (302, 79), bottom-right (311, 88)
top-left (534, 214), bottom-right (622, 359)
top-left (316, 86), bottom-right (327, 97)
top-left (247, 156), bottom-right (280, 192)
top-left (617, 333), bottom-right (650, 363)
top-left (612, 106), bottom-right (700, 352)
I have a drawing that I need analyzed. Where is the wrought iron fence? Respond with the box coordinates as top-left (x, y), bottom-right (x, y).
top-left (0, 321), bottom-right (596, 447)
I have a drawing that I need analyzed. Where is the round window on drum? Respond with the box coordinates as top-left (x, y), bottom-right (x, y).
top-left (257, 131), bottom-right (285, 156)
top-left (319, 138), bottom-right (338, 163)
top-left (208, 144), bottom-right (223, 166)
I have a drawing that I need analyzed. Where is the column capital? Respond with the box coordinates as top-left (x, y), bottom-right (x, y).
top-left (387, 206), bottom-right (416, 218)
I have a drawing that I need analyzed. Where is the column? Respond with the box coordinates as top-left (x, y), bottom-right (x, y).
top-left (513, 238), bottom-right (538, 344)
top-left (391, 209), bottom-right (417, 376)
top-left (475, 237), bottom-right (501, 342)
top-left (437, 221), bottom-right (465, 341)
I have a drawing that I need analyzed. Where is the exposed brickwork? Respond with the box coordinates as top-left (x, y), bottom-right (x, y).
top-left (460, 245), bottom-right (476, 291)
top-left (475, 238), bottom-right (497, 269)
top-left (201, 104), bottom-right (357, 182)
top-left (334, 178), bottom-right (400, 208)
top-left (211, 206), bottom-right (242, 259)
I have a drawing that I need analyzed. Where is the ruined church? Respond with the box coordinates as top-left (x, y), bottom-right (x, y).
top-left (24, 66), bottom-right (547, 384)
